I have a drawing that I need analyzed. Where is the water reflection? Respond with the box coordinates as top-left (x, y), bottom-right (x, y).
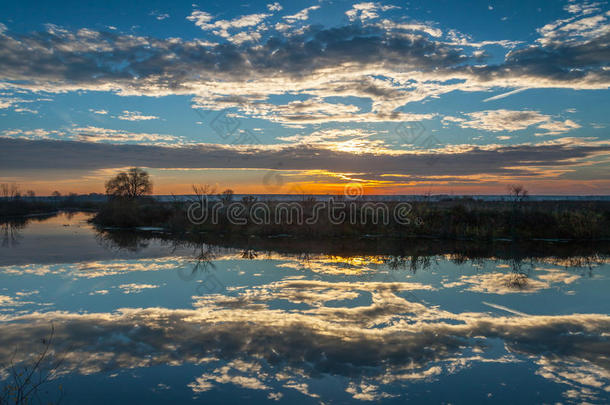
top-left (1, 220), bottom-right (25, 247)
top-left (95, 230), bottom-right (151, 252)
top-left (0, 213), bottom-right (609, 403)
top-left (1, 280), bottom-right (609, 402)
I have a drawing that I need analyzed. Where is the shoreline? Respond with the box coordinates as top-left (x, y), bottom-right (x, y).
top-left (4, 197), bottom-right (610, 242)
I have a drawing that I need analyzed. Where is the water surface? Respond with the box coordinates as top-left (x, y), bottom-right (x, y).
top-left (1, 213), bottom-right (609, 404)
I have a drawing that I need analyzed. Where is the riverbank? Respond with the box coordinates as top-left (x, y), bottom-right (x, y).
top-left (0, 198), bottom-right (102, 219)
top-left (89, 197), bottom-right (610, 242)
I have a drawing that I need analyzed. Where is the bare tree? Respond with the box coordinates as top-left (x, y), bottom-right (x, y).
top-left (105, 168), bottom-right (153, 199)
top-left (507, 184), bottom-right (528, 202)
top-left (0, 183), bottom-right (20, 200)
top-left (218, 189), bottom-right (234, 205)
top-left (1, 324), bottom-right (65, 405)
top-left (190, 184), bottom-right (216, 202)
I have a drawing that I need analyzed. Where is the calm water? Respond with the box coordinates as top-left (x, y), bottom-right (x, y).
top-left (1, 212), bottom-right (609, 404)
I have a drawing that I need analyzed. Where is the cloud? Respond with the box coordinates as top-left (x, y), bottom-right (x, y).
top-left (193, 95), bottom-right (435, 125)
top-left (0, 97), bottom-right (17, 109)
top-left (118, 283), bottom-right (160, 294)
top-left (0, 6), bottom-right (608, 127)
top-left (536, 119), bottom-right (582, 136)
top-left (185, 10), bottom-right (214, 27)
top-left (1, 276), bottom-right (609, 401)
top-left (1, 128), bottom-right (63, 140)
top-left (72, 126), bottom-right (180, 145)
top-left (443, 28), bottom-right (523, 49)
top-left (149, 11), bottom-right (170, 21)
top-left (275, 128), bottom-right (404, 154)
top-left (538, 3), bottom-right (609, 45)
top-left (0, 95), bottom-right (46, 114)
top-left (89, 290), bottom-right (109, 295)
top-left (444, 109), bottom-right (581, 135)
top-left (267, 3), bottom-right (282, 12)
top-left (482, 88), bottom-right (527, 102)
top-left (89, 108), bottom-right (108, 115)
top-left (345, 2), bottom-right (400, 22)
top-left (2, 137), bottom-right (609, 183)
top-left (187, 10), bottom-right (271, 42)
top-left (1, 126), bottom-right (181, 146)
top-left (1, 257), bottom-right (191, 278)
top-left (283, 5), bottom-right (320, 23)
top-left (117, 110), bottom-right (159, 121)
top-left (456, 110), bottom-right (551, 132)
top-left (376, 19), bottom-right (443, 38)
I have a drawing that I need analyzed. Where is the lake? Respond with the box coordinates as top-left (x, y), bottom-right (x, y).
top-left (1, 212), bottom-right (609, 404)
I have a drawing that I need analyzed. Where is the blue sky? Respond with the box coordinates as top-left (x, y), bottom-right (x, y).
top-left (0, 0), bottom-right (609, 194)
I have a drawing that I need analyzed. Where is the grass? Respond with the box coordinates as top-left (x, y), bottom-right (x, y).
top-left (89, 197), bottom-right (610, 241)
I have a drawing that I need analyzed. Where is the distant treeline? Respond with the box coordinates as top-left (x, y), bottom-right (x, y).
top-left (0, 194), bottom-right (103, 218)
top-left (91, 196), bottom-right (610, 241)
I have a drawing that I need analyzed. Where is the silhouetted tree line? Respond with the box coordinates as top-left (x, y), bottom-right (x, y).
top-left (91, 171), bottom-right (610, 241)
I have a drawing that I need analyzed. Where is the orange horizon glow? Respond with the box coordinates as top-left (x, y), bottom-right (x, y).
top-left (11, 178), bottom-right (610, 197)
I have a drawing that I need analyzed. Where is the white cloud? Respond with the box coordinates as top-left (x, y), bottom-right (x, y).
top-left (266, 2), bottom-right (282, 12)
top-left (2, 125), bottom-right (184, 145)
top-left (117, 110), bottom-right (159, 121)
top-left (482, 88), bottom-right (527, 102)
top-left (538, 3), bottom-right (610, 45)
top-left (185, 10), bottom-right (214, 28)
top-left (187, 10), bottom-right (270, 32)
top-left (564, 1), bottom-right (602, 15)
top-left (345, 2), bottom-right (399, 22)
top-left (536, 119), bottom-right (582, 136)
top-left (0, 96), bottom-right (45, 114)
top-left (228, 30), bottom-right (262, 45)
top-left (73, 126), bottom-right (180, 145)
top-left (276, 128), bottom-right (395, 154)
top-left (118, 283), bottom-right (159, 294)
top-left (283, 5), bottom-right (320, 22)
top-left (457, 110), bottom-right (550, 132)
top-left (377, 19), bottom-right (443, 37)
top-left (446, 110), bottom-right (581, 135)
top-left (2, 271), bottom-right (609, 402)
top-left (89, 289), bottom-right (109, 295)
top-left (186, 10), bottom-right (271, 44)
top-left (274, 22), bottom-right (290, 31)
top-left (1, 128), bottom-right (62, 140)
top-left (150, 11), bottom-right (170, 20)
top-left (0, 98), bottom-right (16, 109)
top-left (0, 7), bottom-right (608, 129)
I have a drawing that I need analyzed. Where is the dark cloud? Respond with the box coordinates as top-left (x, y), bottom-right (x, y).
top-left (0, 25), bottom-right (466, 93)
top-left (467, 32), bottom-right (610, 86)
top-left (1, 20), bottom-right (607, 99)
top-left (1, 138), bottom-right (608, 179)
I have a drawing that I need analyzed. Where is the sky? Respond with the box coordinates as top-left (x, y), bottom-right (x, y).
top-left (0, 0), bottom-right (609, 195)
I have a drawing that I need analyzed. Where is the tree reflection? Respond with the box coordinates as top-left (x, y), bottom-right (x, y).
top-left (95, 230), bottom-right (150, 252)
top-left (177, 244), bottom-right (217, 281)
top-left (240, 248), bottom-right (258, 260)
top-left (502, 250), bottom-right (535, 291)
top-left (0, 220), bottom-right (26, 248)
top-left (91, 227), bottom-right (609, 286)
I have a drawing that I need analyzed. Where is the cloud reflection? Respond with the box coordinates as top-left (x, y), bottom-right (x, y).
top-left (1, 275), bottom-right (608, 402)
